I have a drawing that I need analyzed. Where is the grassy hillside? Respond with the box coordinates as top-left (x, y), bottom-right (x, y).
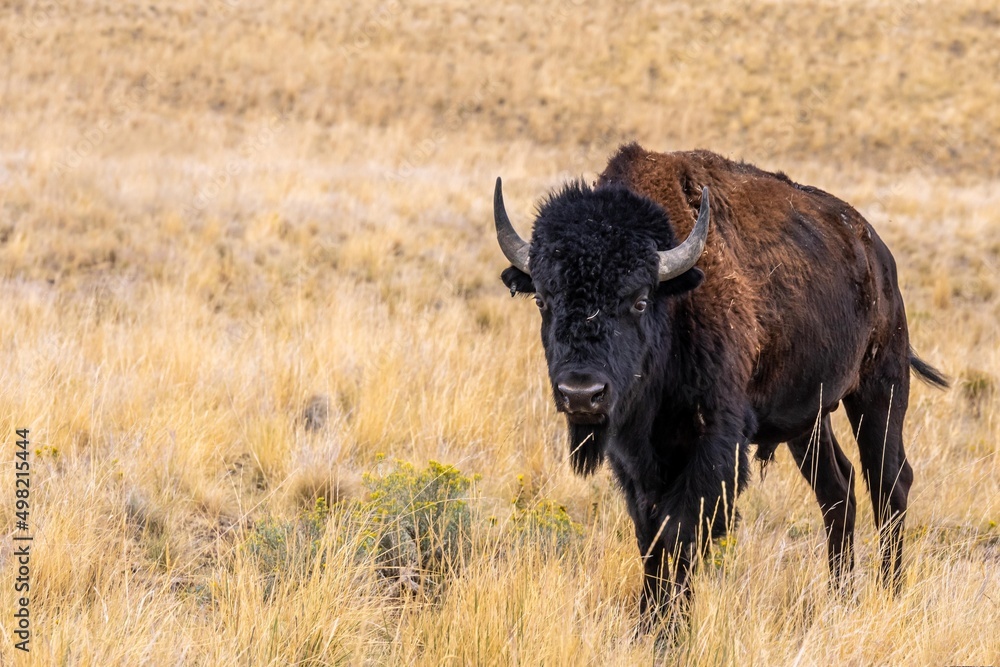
top-left (1, 1), bottom-right (998, 664)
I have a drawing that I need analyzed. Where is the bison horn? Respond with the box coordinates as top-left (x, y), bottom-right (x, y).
top-left (494, 177), bottom-right (531, 274)
top-left (658, 186), bottom-right (711, 282)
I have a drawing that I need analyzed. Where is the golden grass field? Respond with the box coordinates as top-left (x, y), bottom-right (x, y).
top-left (1, 0), bottom-right (999, 664)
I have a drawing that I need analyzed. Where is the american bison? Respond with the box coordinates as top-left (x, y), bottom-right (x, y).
top-left (494, 144), bottom-right (947, 617)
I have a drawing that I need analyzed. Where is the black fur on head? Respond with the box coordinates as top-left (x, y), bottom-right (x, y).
top-left (501, 181), bottom-right (704, 475)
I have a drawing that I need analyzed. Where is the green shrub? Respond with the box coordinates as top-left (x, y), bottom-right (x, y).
top-left (243, 459), bottom-right (479, 598)
top-left (508, 474), bottom-right (583, 551)
top-left (361, 457), bottom-right (478, 592)
top-left (244, 496), bottom-right (330, 598)
top-left (242, 460), bottom-right (586, 600)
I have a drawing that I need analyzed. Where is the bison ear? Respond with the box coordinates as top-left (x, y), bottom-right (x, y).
top-left (658, 267), bottom-right (704, 296)
top-left (501, 266), bottom-right (535, 297)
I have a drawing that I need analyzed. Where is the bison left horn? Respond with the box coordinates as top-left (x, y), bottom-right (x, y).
top-left (658, 186), bottom-right (711, 282)
top-left (494, 177), bottom-right (531, 274)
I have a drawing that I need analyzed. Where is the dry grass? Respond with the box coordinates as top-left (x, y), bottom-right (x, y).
top-left (1, 0), bottom-right (999, 664)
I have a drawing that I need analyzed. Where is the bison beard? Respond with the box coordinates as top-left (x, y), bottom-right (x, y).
top-left (494, 143), bottom-right (949, 626)
top-left (568, 421), bottom-right (606, 476)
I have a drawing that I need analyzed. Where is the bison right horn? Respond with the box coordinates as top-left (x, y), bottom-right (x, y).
top-left (494, 177), bottom-right (531, 275)
top-left (657, 186), bottom-right (711, 282)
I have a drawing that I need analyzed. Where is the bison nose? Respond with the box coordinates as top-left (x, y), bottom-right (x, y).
top-left (557, 379), bottom-right (609, 414)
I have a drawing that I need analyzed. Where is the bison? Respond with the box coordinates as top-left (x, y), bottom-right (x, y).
top-left (494, 144), bottom-right (947, 618)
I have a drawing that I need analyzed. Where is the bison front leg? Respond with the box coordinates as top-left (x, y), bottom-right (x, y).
top-left (607, 467), bottom-right (684, 619)
top-left (637, 497), bottom-right (717, 620)
top-left (637, 524), bottom-right (695, 618)
top-left (637, 431), bottom-right (749, 620)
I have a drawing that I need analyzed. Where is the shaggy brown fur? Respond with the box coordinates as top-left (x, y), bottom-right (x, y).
top-left (500, 143), bottom-right (947, 619)
top-left (603, 143), bottom-right (946, 589)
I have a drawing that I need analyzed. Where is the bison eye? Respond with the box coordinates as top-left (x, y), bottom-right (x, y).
top-left (534, 295), bottom-right (547, 311)
top-left (632, 297), bottom-right (649, 314)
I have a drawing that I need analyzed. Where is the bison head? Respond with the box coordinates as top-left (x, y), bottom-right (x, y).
top-left (495, 178), bottom-right (710, 475)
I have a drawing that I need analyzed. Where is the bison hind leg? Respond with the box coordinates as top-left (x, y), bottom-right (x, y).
top-left (843, 354), bottom-right (913, 594)
top-left (787, 414), bottom-right (858, 589)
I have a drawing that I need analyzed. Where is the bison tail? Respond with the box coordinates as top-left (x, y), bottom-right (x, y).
top-left (909, 351), bottom-right (950, 389)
